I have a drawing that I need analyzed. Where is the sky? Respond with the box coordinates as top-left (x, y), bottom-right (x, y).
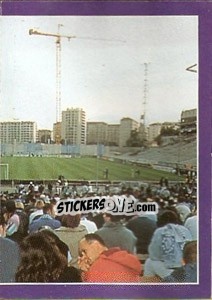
top-left (0, 16), bottom-right (198, 130)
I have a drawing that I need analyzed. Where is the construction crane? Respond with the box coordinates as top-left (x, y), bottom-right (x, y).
top-left (29, 25), bottom-right (76, 123)
top-left (29, 26), bottom-right (125, 127)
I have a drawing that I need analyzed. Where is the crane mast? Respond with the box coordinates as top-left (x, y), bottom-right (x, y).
top-left (29, 25), bottom-right (76, 123)
top-left (56, 35), bottom-right (61, 124)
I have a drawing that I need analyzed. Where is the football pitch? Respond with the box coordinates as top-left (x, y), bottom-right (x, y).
top-left (0, 156), bottom-right (183, 181)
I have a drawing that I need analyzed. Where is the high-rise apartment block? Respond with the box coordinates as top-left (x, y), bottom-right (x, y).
top-left (0, 121), bottom-right (37, 144)
top-left (147, 123), bottom-right (162, 142)
top-left (86, 122), bottom-right (120, 146)
top-left (119, 117), bottom-right (140, 147)
top-left (86, 122), bottom-right (108, 145)
top-left (107, 124), bottom-right (120, 146)
top-left (61, 108), bottom-right (86, 145)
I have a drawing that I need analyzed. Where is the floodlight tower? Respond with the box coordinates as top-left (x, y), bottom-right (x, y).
top-left (29, 25), bottom-right (76, 123)
top-left (140, 62), bottom-right (150, 142)
top-left (142, 62), bottom-right (149, 127)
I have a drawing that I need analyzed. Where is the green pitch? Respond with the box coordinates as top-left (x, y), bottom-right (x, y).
top-left (0, 156), bottom-right (183, 181)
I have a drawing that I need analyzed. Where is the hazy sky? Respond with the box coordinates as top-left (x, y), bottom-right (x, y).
top-left (0, 16), bottom-right (198, 130)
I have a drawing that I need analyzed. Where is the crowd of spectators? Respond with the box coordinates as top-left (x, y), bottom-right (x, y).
top-left (0, 176), bottom-right (197, 283)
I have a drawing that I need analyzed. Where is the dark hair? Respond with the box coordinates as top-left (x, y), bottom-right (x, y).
top-left (62, 214), bottom-right (81, 228)
top-left (84, 233), bottom-right (106, 246)
top-left (157, 210), bottom-right (181, 227)
top-left (104, 213), bottom-right (123, 223)
top-left (43, 203), bottom-right (53, 214)
top-left (0, 212), bottom-right (6, 226)
top-left (39, 229), bottom-right (69, 259)
top-left (15, 231), bottom-right (67, 282)
top-left (5, 200), bottom-right (16, 213)
top-left (183, 241), bottom-right (197, 264)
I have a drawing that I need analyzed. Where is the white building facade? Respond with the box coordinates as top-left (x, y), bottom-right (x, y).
top-left (61, 108), bottom-right (86, 145)
top-left (0, 121), bottom-right (37, 144)
top-left (119, 117), bottom-right (140, 147)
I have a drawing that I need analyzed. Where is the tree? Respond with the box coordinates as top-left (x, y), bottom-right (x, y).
top-left (160, 127), bottom-right (179, 136)
top-left (126, 129), bottom-right (144, 147)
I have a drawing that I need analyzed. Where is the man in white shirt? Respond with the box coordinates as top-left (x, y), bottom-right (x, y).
top-left (80, 214), bottom-right (97, 233)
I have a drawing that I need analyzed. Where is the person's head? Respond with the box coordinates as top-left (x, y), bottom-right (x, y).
top-left (175, 204), bottom-right (191, 223)
top-left (35, 199), bottom-right (44, 210)
top-left (103, 213), bottom-right (123, 223)
top-left (183, 241), bottom-right (197, 264)
top-left (15, 201), bottom-right (24, 210)
top-left (43, 203), bottom-right (54, 216)
top-left (157, 209), bottom-right (181, 227)
top-left (5, 200), bottom-right (16, 214)
top-left (38, 229), bottom-right (69, 261)
top-left (61, 214), bottom-right (81, 228)
top-left (15, 231), bottom-right (67, 282)
top-left (79, 233), bottom-right (107, 266)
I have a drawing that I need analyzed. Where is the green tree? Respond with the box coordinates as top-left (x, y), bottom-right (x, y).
top-left (126, 129), bottom-right (144, 147)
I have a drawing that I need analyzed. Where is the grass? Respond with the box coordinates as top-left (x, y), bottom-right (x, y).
top-left (0, 156), bottom-right (183, 181)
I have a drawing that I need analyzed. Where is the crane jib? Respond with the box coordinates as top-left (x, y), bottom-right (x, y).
top-left (29, 29), bottom-right (76, 40)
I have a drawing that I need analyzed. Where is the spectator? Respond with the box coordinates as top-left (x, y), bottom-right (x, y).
top-left (29, 203), bottom-right (61, 233)
top-left (144, 210), bottom-right (192, 279)
top-left (0, 213), bottom-right (20, 282)
top-left (175, 203), bottom-right (191, 223)
top-left (89, 212), bottom-right (104, 229)
top-left (15, 230), bottom-right (81, 282)
top-left (4, 200), bottom-right (20, 243)
top-left (39, 229), bottom-right (72, 266)
top-left (27, 181), bottom-right (35, 195)
top-left (15, 200), bottom-right (29, 241)
top-left (184, 214), bottom-right (197, 240)
top-left (95, 213), bottom-right (137, 254)
top-left (163, 240), bottom-right (197, 282)
top-left (24, 195), bottom-right (36, 214)
top-left (38, 183), bottom-right (45, 194)
top-left (126, 213), bottom-right (157, 255)
top-left (78, 233), bottom-right (141, 282)
top-left (80, 214), bottom-right (98, 233)
top-left (29, 199), bottom-right (44, 224)
top-left (47, 182), bottom-right (53, 195)
top-left (54, 214), bottom-right (88, 268)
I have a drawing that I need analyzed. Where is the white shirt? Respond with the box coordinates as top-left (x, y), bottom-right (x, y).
top-left (29, 209), bottom-right (43, 224)
top-left (184, 215), bottom-right (197, 240)
top-left (80, 217), bottom-right (97, 233)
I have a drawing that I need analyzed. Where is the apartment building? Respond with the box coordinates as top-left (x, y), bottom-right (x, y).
top-left (107, 124), bottom-right (120, 146)
top-left (119, 117), bottom-right (140, 147)
top-left (37, 129), bottom-right (52, 144)
top-left (147, 123), bottom-right (162, 142)
top-left (0, 121), bottom-right (37, 144)
top-left (61, 108), bottom-right (86, 145)
top-left (53, 122), bottom-right (62, 144)
top-left (86, 122), bottom-right (108, 145)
